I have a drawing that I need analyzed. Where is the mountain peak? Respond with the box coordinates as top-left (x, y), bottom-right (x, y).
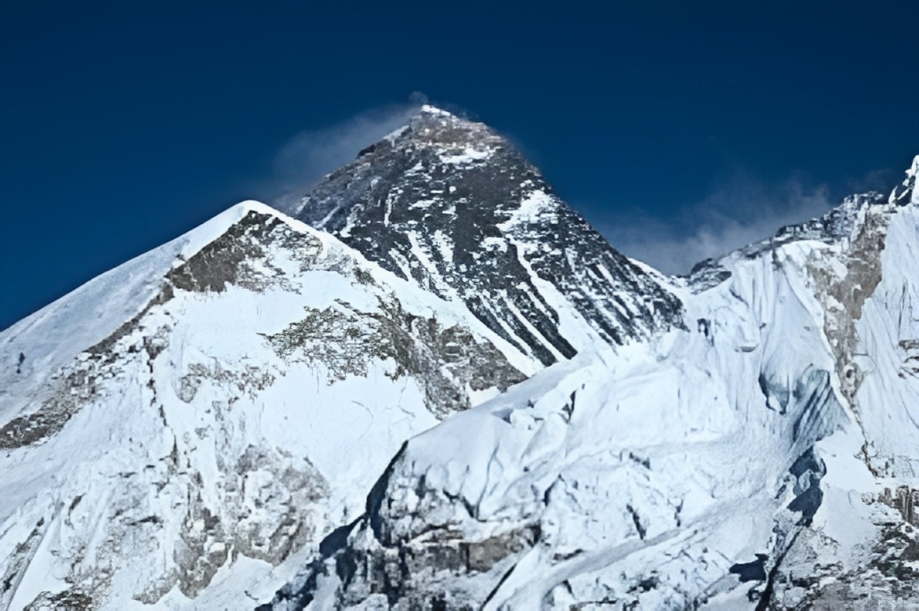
top-left (352, 104), bottom-right (501, 168)
top-left (398, 104), bottom-right (505, 160)
top-left (295, 111), bottom-right (684, 366)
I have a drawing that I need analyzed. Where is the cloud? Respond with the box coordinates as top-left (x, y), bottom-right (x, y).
top-left (600, 171), bottom-right (836, 276)
top-left (264, 94), bottom-right (427, 212)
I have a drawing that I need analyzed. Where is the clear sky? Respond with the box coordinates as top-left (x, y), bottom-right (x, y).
top-left (2, 0), bottom-right (917, 330)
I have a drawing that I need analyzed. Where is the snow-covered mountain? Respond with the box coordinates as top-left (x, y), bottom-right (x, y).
top-left (0, 107), bottom-right (678, 611)
top-left (263, 154), bottom-right (919, 611)
top-left (1, 105), bottom-right (917, 611)
top-left (0, 201), bottom-right (533, 610)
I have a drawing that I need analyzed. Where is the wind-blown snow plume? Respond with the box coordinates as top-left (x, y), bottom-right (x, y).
top-left (265, 95), bottom-right (427, 212)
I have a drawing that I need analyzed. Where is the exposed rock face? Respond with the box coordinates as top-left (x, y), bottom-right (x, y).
top-left (294, 106), bottom-right (683, 366)
top-left (263, 297), bottom-right (525, 418)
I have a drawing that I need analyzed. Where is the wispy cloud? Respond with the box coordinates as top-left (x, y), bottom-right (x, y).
top-left (264, 94), bottom-right (427, 212)
top-left (600, 171), bottom-right (837, 276)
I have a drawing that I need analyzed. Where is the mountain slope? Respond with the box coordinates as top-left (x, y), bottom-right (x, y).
top-left (293, 106), bottom-right (683, 366)
top-left (0, 202), bottom-right (532, 611)
top-left (264, 158), bottom-right (919, 610)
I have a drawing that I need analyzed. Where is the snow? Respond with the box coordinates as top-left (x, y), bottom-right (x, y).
top-left (496, 189), bottom-right (555, 232)
top-left (438, 147), bottom-right (493, 166)
top-left (420, 104), bottom-right (455, 118)
top-left (0, 199), bottom-right (538, 610)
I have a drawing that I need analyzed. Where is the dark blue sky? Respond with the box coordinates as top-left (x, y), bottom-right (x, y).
top-left (2, 0), bottom-right (917, 329)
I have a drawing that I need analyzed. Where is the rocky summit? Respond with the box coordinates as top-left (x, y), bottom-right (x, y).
top-left (293, 106), bottom-right (684, 365)
top-left (0, 106), bottom-right (917, 611)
